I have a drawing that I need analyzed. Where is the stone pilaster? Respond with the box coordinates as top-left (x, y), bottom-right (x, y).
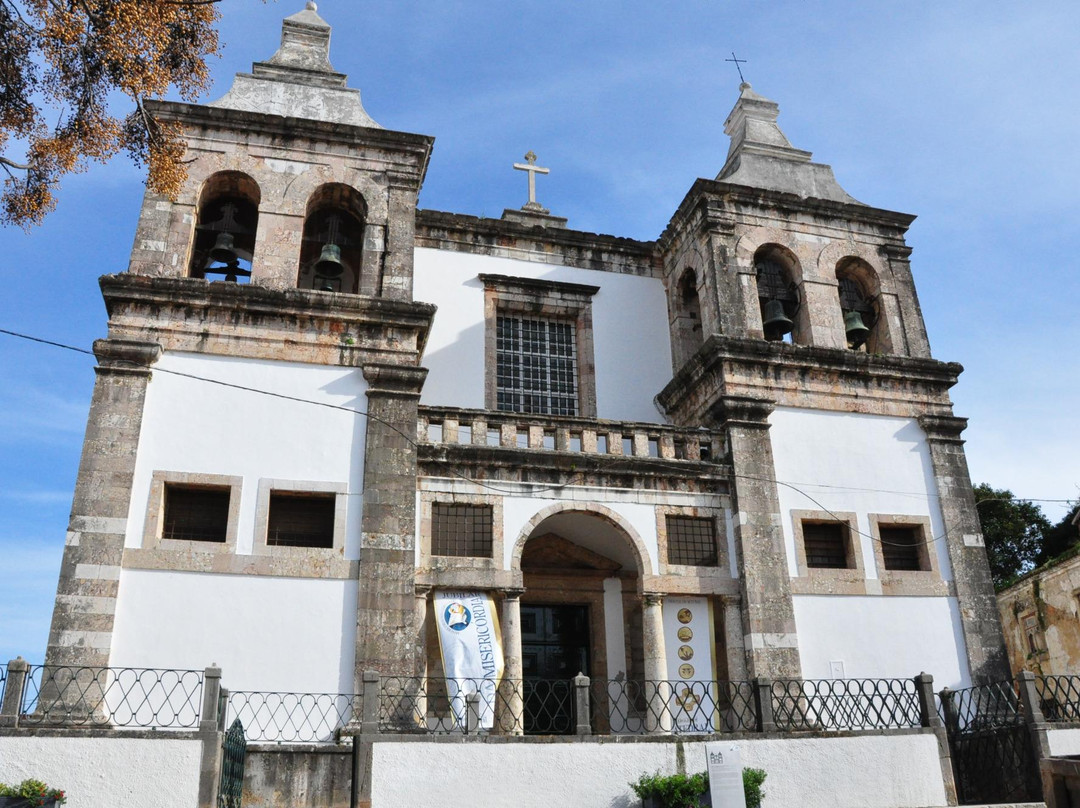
top-left (44, 339), bottom-right (162, 667)
top-left (380, 176), bottom-right (419, 301)
top-left (918, 414), bottom-right (1010, 683)
top-left (355, 363), bottom-right (428, 680)
top-left (714, 395), bottom-right (801, 679)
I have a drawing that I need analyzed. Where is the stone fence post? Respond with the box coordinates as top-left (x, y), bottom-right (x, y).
top-left (915, 672), bottom-right (943, 728)
top-left (1018, 670), bottom-right (1052, 760)
top-left (574, 673), bottom-right (591, 735)
top-left (465, 692), bottom-right (480, 735)
top-left (754, 676), bottom-right (775, 732)
top-left (199, 666), bottom-right (222, 732)
top-left (361, 670), bottom-right (381, 735)
top-left (0, 658), bottom-right (29, 728)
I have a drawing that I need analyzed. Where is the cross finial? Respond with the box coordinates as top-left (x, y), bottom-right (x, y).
top-left (725, 52), bottom-right (748, 83)
top-left (513, 151), bottom-right (550, 214)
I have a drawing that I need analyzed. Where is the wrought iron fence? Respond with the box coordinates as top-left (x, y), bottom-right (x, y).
top-left (226, 691), bottom-right (361, 742)
top-left (593, 679), bottom-right (756, 735)
top-left (0, 666), bottom-right (6, 708)
top-left (1036, 675), bottom-right (1080, 722)
top-left (771, 678), bottom-right (921, 731)
top-left (19, 666), bottom-right (203, 728)
top-left (937, 679), bottom-right (1023, 732)
top-left (219, 718), bottom-right (247, 808)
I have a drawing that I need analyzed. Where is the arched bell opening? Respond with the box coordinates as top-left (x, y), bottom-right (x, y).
top-left (297, 183), bottom-right (366, 294)
top-left (754, 245), bottom-right (802, 344)
top-left (672, 267), bottom-right (704, 368)
top-left (836, 257), bottom-right (882, 352)
top-left (513, 509), bottom-right (646, 734)
top-left (189, 172), bottom-right (261, 283)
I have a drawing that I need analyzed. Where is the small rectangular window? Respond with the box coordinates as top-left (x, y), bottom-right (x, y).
top-left (673, 438), bottom-right (686, 460)
top-left (569, 432), bottom-right (582, 452)
top-left (666, 515), bottom-right (718, 566)
top-left (621, 436), bottom-right (633, 456)
top-left (803, 522), bottom-right (849, 569)
top-left (699, 441), bottom-right (712, 462)
top-left (427, 422), bottom-right (443, 443)
top-left (267, 492), bottom-right (336, 548)
top-left (458, 424), bottom-right (472, 445)
top-left (880, 525), bottom-right (924, 571)
top-left (597, 434), bottom-right (608, 454)
top-left (647, 437), bottom-right (659, 458)
top-left (432, 503), bottom-right (493, 558)
top-left (543, 430), bottom-right (556, 450)
top-left (162, 485), bottom-right (230, 542)
top-left (486, 427), bottom-right (500, 447)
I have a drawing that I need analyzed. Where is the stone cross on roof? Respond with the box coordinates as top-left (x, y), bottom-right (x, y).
top-left (513, 151), bottom-right (550, 214)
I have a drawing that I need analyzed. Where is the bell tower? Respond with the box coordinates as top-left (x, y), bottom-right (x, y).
top-left (656, 83), bottom-right (1009, 683)
top-left (45, 4), bottom-right (436, 683)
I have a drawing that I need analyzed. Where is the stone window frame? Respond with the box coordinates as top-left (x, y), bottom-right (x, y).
top-left (142, 470), bottom-right (243, 553)
top-left (790, 510), bottom-right (868, 595)
top-left (1020, 611), bottom-right (1047, 658)
top-left (252, 478), bottom-right (348, 557)
top-left (655, 505), bottom-right (728, 579)
top-left (480, 273), bottom-right (599, 418)
top-left (868, 513), bottom-right (948, 596)
top-left (418, 491), bottom-right (503, 572)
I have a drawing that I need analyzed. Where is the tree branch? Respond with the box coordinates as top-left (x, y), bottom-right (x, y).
top-left (0, 155), bottom-right (31, 171)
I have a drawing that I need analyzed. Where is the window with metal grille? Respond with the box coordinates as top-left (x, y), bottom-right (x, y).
top-left (666, 516), bottom-right (718, 566)
top-left (803, 521), bottom-right (849, 569)
top-left (880, 525), bottom-right (925, 571)
top-left (432, 503), bottom-right (493, 558)
top-left (162, 484), bottom-right (230, 542)
top-left (267, 492), bottom-right (336, 548)
top-left (495, 315), bottom-right (578, 415)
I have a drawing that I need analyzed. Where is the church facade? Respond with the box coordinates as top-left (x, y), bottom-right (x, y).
top-left (45, 4), bottom-right (1008, 720)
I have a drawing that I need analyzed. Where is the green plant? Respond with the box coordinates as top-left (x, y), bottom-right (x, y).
top-left (743, 767), bottom-right (767, 808)
top-left (629, 767), bottom-right (767, 808)
top-left (0, 779), bottom-right (67, 806)
top-left (630, 771), bottom-right (709, 808)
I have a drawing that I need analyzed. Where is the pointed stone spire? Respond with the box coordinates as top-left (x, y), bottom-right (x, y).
top-left (210, 2), bottom-right (380, 128)
top-left (716, 83), bottom-right (860, 205)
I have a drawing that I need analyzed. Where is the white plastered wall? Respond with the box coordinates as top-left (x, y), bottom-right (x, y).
top-left (111, 352), bottom-right (367, 693)
top-left (111, 570), bottom-right (358, 693)
top-left (413, 248), bottom-right (672, 422)
top-left (371, 733), bottom-right (949, 808)
top-left (769, 407), bottom-right (970, 687)
top-left (0, 736), bottom-right (202, 808)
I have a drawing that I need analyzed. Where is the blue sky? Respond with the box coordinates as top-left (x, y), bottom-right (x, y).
top-left (1, 0), bottom-right (1077, 664)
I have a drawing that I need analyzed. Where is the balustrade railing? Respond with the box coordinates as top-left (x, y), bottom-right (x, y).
top-left (418, 406), bottom-right (725, 463)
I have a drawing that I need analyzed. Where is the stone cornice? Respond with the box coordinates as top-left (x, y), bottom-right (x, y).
top-left (418, 443), bottom-right (731, 493)
top-left (147, 99), bottom-right (434, 185)
top-left (659, 178), bottom-right (917, 252)
top-left (362, 363), bottom-right (429, 397)
top-left (100, 274), bottom-right (435, 367)
top-left (657, 335), bottom-right (963, 423)
top-left (415, 209), bottom-right (661, 277)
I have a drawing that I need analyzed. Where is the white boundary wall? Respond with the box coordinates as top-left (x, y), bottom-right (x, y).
top-left (370, 732), bottom-right (949, 808)
top-left (414, 248), bottom-right (672, 422)
top-left (0, 734), bottom-right (202, 807)
top-left (1048, 727), bottom-right (1080, 756)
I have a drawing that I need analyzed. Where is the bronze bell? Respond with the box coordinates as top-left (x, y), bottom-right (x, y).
top-left (762, 299), bottom-right (794, 341)
top-left (844, 310), bottom-right (871, 349)
top-left (208, 232), bottom-right (239, 265)
top-left (314, 243), bottom-right (345, 278)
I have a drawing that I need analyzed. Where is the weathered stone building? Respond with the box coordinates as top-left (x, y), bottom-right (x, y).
top-left (45, 1), bottom-right (1008, 723)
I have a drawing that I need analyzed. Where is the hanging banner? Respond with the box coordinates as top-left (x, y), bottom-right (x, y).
top-left (434, 590), bottom-right (505, 730)
top-left (663, 596), bottom-right (719, 733)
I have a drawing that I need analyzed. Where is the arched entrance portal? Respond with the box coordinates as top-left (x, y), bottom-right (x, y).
top-left (514, 508), bottom-right (646, 733)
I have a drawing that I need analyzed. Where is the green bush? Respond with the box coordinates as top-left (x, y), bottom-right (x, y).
top-left (0, 779), bottom-right (68, 806)
top-left (629, 767), bottom-right (767, 808)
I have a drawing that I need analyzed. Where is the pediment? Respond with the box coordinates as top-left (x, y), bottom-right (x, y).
top-left (521, 533), bottom-right (622, 572)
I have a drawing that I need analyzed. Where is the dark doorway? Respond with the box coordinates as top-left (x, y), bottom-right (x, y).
top-left (521, 604), bottom-right (589, 734)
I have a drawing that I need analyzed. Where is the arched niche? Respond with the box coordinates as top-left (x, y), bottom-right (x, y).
top-left (297, 183), bottom-right (367, 294)
top-left (671, 266), bottom-right (704, 368)
top-left (188, 171), bottom-right (261, 282)
top-left (836, 256), bottom-right (890, 353)
top-left (753, 244), bottom-right (803, 344)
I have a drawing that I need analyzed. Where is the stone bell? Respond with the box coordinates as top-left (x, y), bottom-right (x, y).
top-left (844, 310), bottom-right (871, 348)
top-left (313, 243), bottom-right (345, 278)
top-left (208, 232), bottom-right (239, 266)
top-left (762, 299), bottom-right (794, 341)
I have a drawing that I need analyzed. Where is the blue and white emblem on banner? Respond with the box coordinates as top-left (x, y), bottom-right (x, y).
top-left (444, 602), bottom-right (472, 631)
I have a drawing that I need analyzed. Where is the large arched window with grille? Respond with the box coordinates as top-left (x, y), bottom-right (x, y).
top-left (297, 184), bottom-right (366, 294)
top-left (754, 246), bottom-right (800, 342)
top-left (188, 172), bottom-right (260, 283)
